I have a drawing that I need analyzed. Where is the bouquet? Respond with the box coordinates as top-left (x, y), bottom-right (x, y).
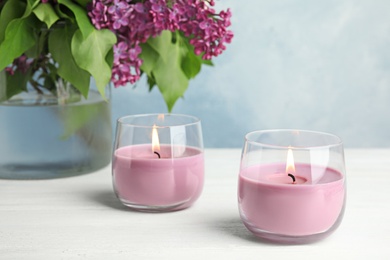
top-left (0, 0), bottom-right (233, 111)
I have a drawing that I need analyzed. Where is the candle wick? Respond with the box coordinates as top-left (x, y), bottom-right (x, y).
top-left (154, 151), bottom-right (161, 158)
top-left (288, 173), bottom-right (296, 183)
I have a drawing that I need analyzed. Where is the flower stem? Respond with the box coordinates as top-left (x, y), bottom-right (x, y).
top-left (29, 80), bottom-right (44, 95)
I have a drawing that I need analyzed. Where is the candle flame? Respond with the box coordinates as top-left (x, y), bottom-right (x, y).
top-left (286, 148), bottom-right (296, 174)
top-left (152, 124), bottom-right (160, 152)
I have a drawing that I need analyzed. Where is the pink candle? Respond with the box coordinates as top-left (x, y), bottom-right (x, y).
top-left (113, 144), bottom-right (204, 210)
top-left (238, 163), bottom-right (345, 236)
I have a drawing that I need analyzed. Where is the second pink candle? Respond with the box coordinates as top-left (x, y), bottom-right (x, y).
top-left (113, 144), bottom-right (204, 210)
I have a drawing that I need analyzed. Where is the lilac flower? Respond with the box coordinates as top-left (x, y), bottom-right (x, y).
top-left (113, 41), bottom-right (129, 64)
top-left (6, 55), bottom-right (33, 75)
top-left (112, 39), bottom-right (143, 87)
top-left (107, 0), bottom-right (132, 29)
top-left (88, 0), bottom-right (234, 87)
top-left (128, 46), bottom-right (142, 61)
top-left (173, 0), bottom-right (234, 59)
top-left (88, 1), bottom-right (109, 29)
top-left (134, 3), bottom-right (147, 14)
top-left (107, 0), bottom-right (128, 14)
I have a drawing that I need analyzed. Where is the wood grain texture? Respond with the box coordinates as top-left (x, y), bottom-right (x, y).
top-left (1, 149), bottom-right (389, 259)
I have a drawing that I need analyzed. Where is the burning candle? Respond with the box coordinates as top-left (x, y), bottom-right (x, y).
top-left (112, 114), bottom-right (204, 212)
top-left (262, 148), bottom-right (307, 184)
top-left (152, 124), bottom-right (161, 158)
top-left (238, 130), bottom-right (346, 244)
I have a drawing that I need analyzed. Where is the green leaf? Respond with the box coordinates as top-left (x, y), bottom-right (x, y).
top-left (49, 24), bottom-right (90, 97)
top-left (147, 31), bottom-right (189, 112)
top-left (139, 42), bottom-right (160, 76)
top-left (45, 63), bottom-right (62, 97)
top-left (105, 48), bottom-right (114, 70)
top-left (58, 0), bottom-right (94, 38)
top-left (201, 59), bottom-right (214, 66)
top-left (71, 28), bottom-right (116, 97)
top-left (139, 31), bottom-right (212, 111)
top-left (54, 4), bottom-right (73, 20)
top-left (25, 26), bottom-right (48, 59)
top-left (181, 48), bottom-right (201, 79)
top-left (178, 33), bottom-right (207, 79)
top-left (60, 98), bottom-right (102, 140)
top-left (27, 0), bottom-right (40, 9)
top-left (73, 0), bottom-right (91, 8)
top-left (3, 69), bottom-right (31, 101)
top-left (0, 70), bottom-right (7, 101)
top-left (0, 15), bottom-right (36, 71)
top-left (147, 30), bottom-right (172, 61)
top-left (33, 3), bottom-right (59, 28)
top-left (25, 0), bottom-right (40, 16)
top-left (0, 0), bottom-right (26, 43)
top-left (146, 74), bottom-right (157, 92)
top-left (43, 76), bottom-right (56, 92)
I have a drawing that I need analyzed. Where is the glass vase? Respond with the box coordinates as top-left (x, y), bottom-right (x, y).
top-left (0, 73), bottom-right (112, 179)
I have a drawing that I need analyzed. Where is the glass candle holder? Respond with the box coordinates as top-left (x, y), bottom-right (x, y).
top-left (112, 114), bottom-right (204, 212)
top-left (238, 129), bottom-right (346, 244)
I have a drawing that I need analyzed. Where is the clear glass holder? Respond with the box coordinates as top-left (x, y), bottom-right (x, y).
top-left (112, 114), bottom-right (204, 212)
top-left (238, 129), bottom-right (346, 244)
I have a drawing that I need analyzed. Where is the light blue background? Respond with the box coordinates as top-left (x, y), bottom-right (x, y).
top-left (111, 0), bottom-right (390, 148)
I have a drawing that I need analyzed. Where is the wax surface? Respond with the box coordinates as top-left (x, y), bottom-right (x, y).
top-left (113, 145), bottom-right (204, 209)
top-left (238, 163), bottom-right (345, 236)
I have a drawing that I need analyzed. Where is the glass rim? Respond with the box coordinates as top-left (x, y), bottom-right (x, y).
top-left (117, 113), bottom-right (201, 128)
top-left (244, 129), bottom-right (343, 149)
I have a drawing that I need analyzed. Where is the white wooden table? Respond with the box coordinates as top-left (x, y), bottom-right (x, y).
top-left (1, 149), bottom-right (389, 259)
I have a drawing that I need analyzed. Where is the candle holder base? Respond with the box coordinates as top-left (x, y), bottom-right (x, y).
top-left (240, 209), bottom-right (345, 244)
top-left (118, 198), bottom-right (190, 213)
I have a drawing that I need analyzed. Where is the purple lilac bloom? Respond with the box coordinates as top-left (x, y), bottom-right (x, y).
top-left (6, 55), bottom-right (33, 75)
top-left (89, 1), bottom-right (109, 29)
top-left (88, 0), bottom-right (233, 87)
top-left (112, 42), bottom-right (143, 86)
